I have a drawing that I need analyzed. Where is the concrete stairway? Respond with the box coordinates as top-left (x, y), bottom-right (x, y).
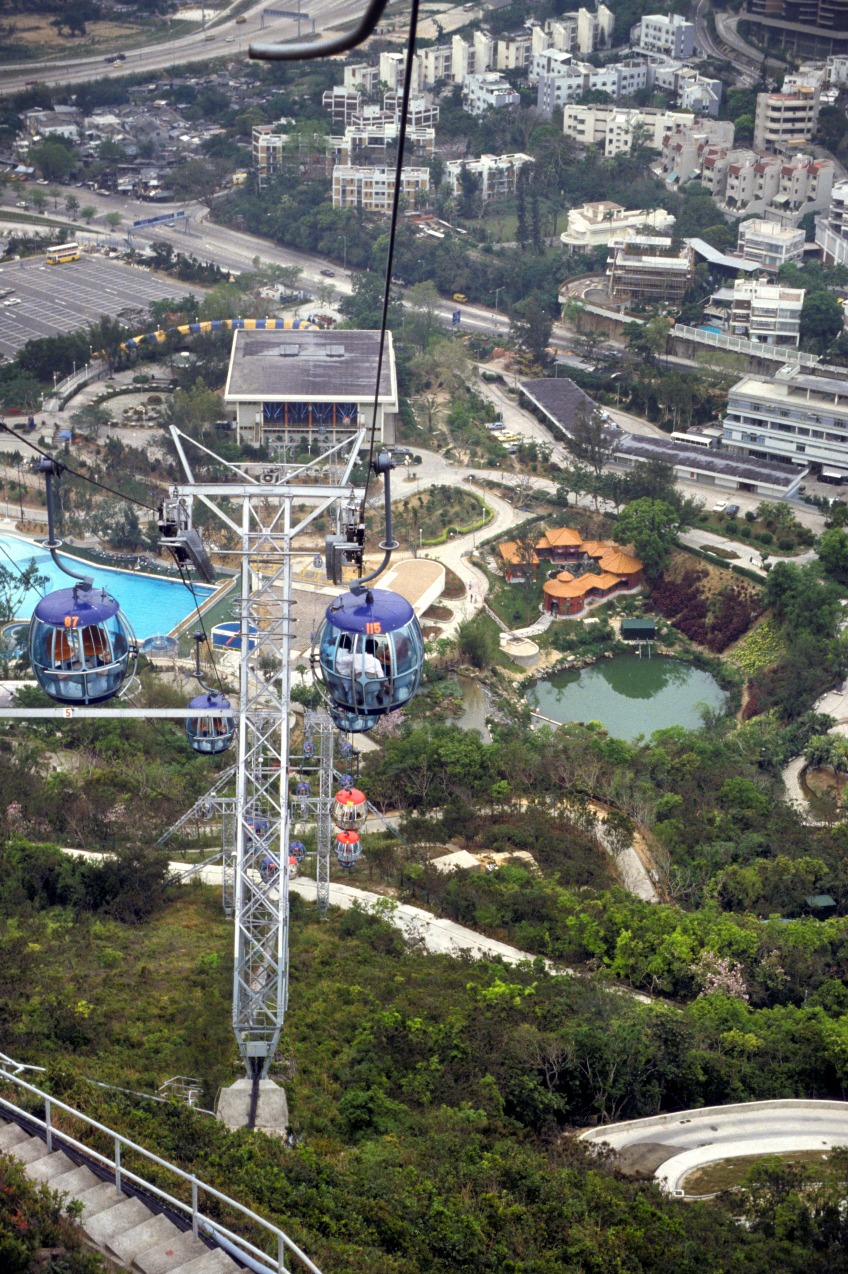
top-left (0, 1118), bottom-right (243, 1273)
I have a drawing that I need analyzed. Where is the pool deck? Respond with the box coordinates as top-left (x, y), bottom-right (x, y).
top-left (0, 527), bottom-right (222, 635)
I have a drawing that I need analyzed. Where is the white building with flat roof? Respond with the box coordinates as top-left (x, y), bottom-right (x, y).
top-left (224, 328), bottom-right (398, 448)
top-left (332, 164), bottom-right (430, 212)
top-left (817, 179), bottom-right (848, 266)
top-left (723, 364), bottom-right (848, 474)
top-left (560, 201), bottom-right (675, 251)
top-left (462, 72), bottom-right (521, 115)
top-left (632, 13), bottom-right (695, 58)
top-left (607, 235), bottom-right (695, 302)
top-left (446, 153), bottom-right (534, 202)
top-left (754, 81), bottom-right (821, 151)
top-left (737, 218), bottom-right (807, 269)
top-left (563, 103), bottom-right (694, 155)
top-left (344, 63), bottom-right (380, 94)
top-left (728, 279), bottom-right (805, 347)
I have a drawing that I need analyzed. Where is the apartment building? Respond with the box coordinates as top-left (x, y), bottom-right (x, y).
top-left (445, 152), bottom-right (534, 201)
top-left (723, 152), bottom-right (833, 220)
top-left (816, 178), bottom-right (848, 266)
top-left (420, 43), bottom-right (453, 85)
top-left (382, 94), bottom-right (440, 128)
top-left (577, 4), bottom-right (615, 52)
top-left (379, 51), bottom-right (423, 93)
top-left (728, 279), bottom-right (805, 346)
top-left (655, 119), bottom-right (736, 186)
top-left (495, 29), bottom-right (533, 70)
top-left (252, 125), bottom-right (286, 187)
top-left (561, 201), bottom-right (676, 251)
top-left (452, 32), bottom-right (473, 81)
top-left (343, 63), bottom-right (380, 94)
top-left (563, 103), bottom-right (694, 155)
top-left (462, 72), bottom-right (521, 115)
top-left (723, 365), bottom-right (848, 474)
top-left (652, 63), bottom-right (723, 116)
top-left (753, 80), bottom-right (821, 151)
top-left (450, 29), bottom-right (495, 81)
top-left (822, 54), bottom-right (848, 84)
top-left (322, 86), bottom-right (361, 128)
top-left (744, 0), bottom-right (848, 57)
top-left (533, 6), bottom-right (614, 57)
top-left (332, 165), bottom-right (430, 212)
top-left (606, 236), bottom-right (695, 302)
top-left (632, 13), bottom-right (695, 58)
top-left (535, 58), bottom-right (646, 113)
top-left (737, 219), bottom-right (807, 269)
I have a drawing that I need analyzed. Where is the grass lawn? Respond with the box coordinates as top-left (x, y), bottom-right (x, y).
top-left (683, 1151), bottom-right (832, 1195)
top-left (475, 555), bottom-right (547, 629)
top-left (372, 484), bottom-right (491, 546)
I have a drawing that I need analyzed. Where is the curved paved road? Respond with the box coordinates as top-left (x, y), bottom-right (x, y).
top-left (579, 1099), bottom-right (848, 1195)
top-left (0, 0), bottom-right (364, 95)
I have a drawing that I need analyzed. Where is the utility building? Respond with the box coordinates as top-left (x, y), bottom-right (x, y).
top-left (224, 329), bottom-right (398, 448)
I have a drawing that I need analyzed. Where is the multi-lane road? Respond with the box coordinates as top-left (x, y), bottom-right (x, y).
top-left (0, 0), bottom-right (368, 96)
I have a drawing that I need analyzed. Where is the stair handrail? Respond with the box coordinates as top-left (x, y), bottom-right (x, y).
top-left (0, 1068), bottom-right (322, 1274)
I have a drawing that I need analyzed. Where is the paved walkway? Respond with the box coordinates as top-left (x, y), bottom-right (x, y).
top-left (680, 526), bottom-right (818, 575)
top-left (579, 1099), bottom-right (848, 1196)
top-left (61, 848), bottom-right (652, 1002)
top-left (781, 683), bottom-right (848, 823)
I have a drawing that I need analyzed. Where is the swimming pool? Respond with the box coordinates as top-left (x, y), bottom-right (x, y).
top-left (0, 534), bottom-right (216, 640)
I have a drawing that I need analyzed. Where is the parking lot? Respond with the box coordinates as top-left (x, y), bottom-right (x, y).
top-left (0, 253), bottom-right (192, 359)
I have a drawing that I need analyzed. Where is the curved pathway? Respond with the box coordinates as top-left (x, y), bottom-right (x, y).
top-left (61, 848), bottom-right (652, 1001)
top-left (781, 683), bottom-right (848, 823)
top-left (579, 1099), bottom-right (848, 1196)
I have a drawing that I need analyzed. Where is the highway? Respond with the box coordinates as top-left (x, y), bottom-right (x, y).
top-left (0, 0), bottom-right (367, 96)
top-left (694, 0), bottom-right (761, 87)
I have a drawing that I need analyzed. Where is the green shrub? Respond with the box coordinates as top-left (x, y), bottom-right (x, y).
top-left (745, 510), bottom-right (756, 522)
top-left (778, 537), bottom-right (795, 553)
top-left (739, 525), bottom-right (752, 539)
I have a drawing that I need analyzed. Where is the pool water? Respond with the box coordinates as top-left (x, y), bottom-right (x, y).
top-left (527, 654), bottom-right (727, 741)
top-left (0, 534), bottom-right (215, 640)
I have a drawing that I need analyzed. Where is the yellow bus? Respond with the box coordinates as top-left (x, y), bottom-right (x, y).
top-left (46, 242), bottom-right (81, 265)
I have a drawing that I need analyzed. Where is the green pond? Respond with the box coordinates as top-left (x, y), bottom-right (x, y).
top-left (527, 654), bottom-right (727, 741)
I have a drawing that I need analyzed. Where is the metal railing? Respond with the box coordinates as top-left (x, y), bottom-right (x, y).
top-left (0, 1069), bottom-right (322, 1274)
top-left (672, 324), bottom-right (823, 367)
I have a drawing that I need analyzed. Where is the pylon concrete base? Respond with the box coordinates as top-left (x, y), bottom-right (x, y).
top-left (216, 1078), bottom-right (289, 1135)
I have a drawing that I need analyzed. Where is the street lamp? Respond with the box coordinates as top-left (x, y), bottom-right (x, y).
top-left (494, 287), bottom-right (503, 313)
top-left (338, 235), bottom-right (347, 270)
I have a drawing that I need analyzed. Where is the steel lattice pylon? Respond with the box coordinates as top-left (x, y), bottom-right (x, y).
top-left (169, 425), bottom-right (364, 1077)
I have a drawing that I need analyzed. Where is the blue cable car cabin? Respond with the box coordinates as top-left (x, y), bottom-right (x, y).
top-left (186, 691), bottom-right (234, 755)
top-left (246, 817), bottom-right (270, 844)
top-left (315, 588), bottom-right (424, 733)
top-left (29, 586), bottom-right (135, 705)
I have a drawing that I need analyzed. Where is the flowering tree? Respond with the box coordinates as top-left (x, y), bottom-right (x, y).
top-left (691, 949), bottom-right (750, 1002)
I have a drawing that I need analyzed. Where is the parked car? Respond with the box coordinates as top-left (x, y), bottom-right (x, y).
top-left (320, 268), bottom-right (336, 277)
top-left (725, 503), bottom-right (740, 517)
top-left (712, 500), bottom-right (727, 513)
top-left (453, 293), bottom-right (468, 303)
